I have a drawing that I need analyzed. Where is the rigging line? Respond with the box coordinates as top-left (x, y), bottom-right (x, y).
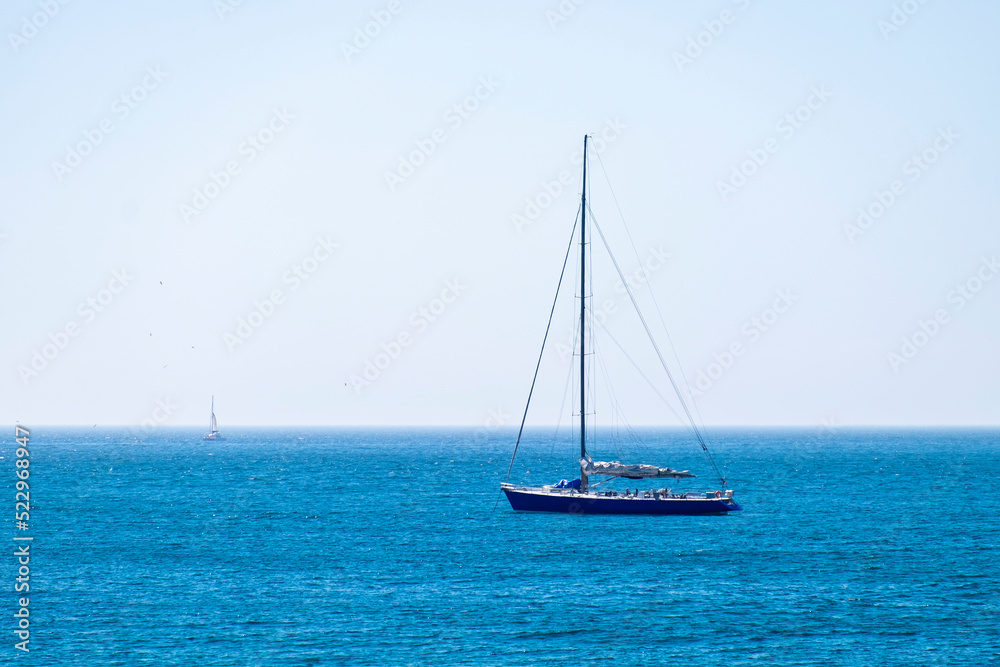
top-left (499, 205), bottom-right (581, 497)
top-left (550, 319), bottom-right (579, 456)
top-left (589, 209), bottom-right (726, 486)
top-left (594, 322), bottom-right (668, 463)
top-left (593, 328), bottom-right (655, 459)
top-left (589, 201), bottom-right (700, 437)
top-left (606, 369), bottom-right (645, 456)
top-left (592, 335), bottom-right (624, 461)
top-left (594, 341), bottom-right (616, 453)
top-left (594, 333), bottom-right (652, 465)
top-left (588, 476), bottom-right (615, 489)
top-left (593, 151), bottom-right (713, 448)
top-left (595, 308), bottom-right (696, 439)
top-left (586, 262), bottom-right (597, 452)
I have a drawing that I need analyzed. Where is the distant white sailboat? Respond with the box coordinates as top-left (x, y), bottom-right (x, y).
top-left (203, 396), bottom-right (225, 441)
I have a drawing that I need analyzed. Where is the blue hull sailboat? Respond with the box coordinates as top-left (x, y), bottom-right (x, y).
top-left (501, 135), bottom-right (741, 516)
top-left (503, 487), bottom-right (738, 515)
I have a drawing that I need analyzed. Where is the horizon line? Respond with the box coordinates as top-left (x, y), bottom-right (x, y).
top-left (8, 424), bottom-right (1000, 429)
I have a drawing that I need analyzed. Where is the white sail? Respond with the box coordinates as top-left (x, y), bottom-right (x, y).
top-left (209, 396), bottom-right (219, 433)
top-left (580, 456), bottom-right (695, 480)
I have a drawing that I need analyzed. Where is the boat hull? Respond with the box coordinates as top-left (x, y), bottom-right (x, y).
top-left (503, 486), bottom-right (741, 515)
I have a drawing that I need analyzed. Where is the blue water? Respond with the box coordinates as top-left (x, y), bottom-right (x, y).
top-left (4, 427), bottom-right (999, 665)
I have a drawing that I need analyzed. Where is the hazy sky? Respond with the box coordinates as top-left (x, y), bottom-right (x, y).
top-left (3, 0), bottom-right (998, 428)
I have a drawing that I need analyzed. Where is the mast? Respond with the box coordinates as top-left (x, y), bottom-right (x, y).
top-left (579, 135), bottom-right (588, 490)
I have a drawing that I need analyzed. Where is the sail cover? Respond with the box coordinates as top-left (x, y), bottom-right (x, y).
top-left (581, 456), bottom-right (695, 480)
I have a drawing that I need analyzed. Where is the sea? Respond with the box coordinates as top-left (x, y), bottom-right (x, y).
top-left (3, 427), bottom-right (998, 666)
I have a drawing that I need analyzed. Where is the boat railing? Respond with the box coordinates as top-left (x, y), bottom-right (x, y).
top-left (579, 489), bottom-right (723, 500)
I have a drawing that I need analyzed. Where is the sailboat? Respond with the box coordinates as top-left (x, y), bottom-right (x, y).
top-left (203, 396), bottom-right (225, 441)
top-left (500, 135), bottom-right (741, 515)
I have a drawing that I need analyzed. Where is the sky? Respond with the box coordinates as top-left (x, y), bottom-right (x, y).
top-left (2, 0), bottom-right (998, 428)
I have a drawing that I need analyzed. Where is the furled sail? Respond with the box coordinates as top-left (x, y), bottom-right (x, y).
top-left (580, 456), bottom-right (695, 480)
